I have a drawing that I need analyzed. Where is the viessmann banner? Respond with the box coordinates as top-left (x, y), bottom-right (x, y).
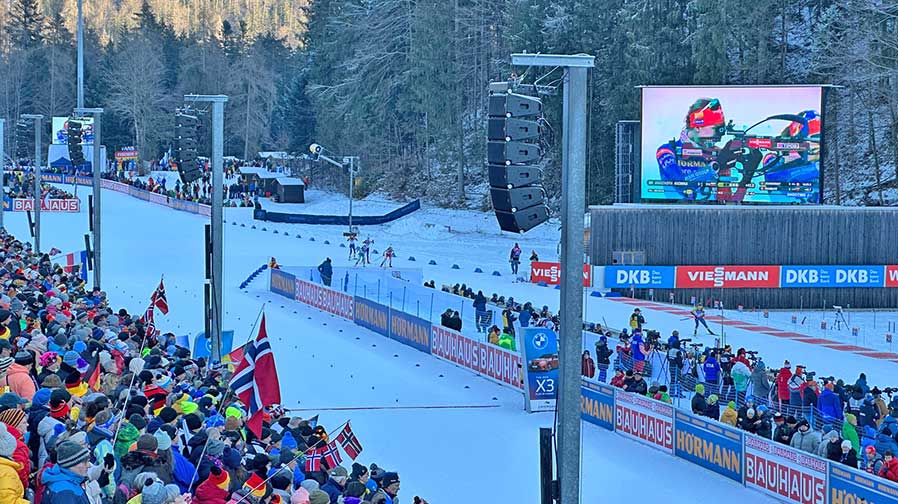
top-left (605, 265), bottom-right (898, 289)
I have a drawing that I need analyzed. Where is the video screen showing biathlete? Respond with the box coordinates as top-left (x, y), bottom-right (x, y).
top-left (640, 86), bottom-right (822, 204)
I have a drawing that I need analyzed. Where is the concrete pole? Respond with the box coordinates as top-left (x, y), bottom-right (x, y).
top-left (33, 118), bottom-right (42, 253)
top-left (92, 113), bottom-right (102, 288)
top-left (77, 0), bottom-right (84, 109)
top-left (348, 157), bottom-right (354, 234)
top-left (0, 119), bottom-right (4, 230)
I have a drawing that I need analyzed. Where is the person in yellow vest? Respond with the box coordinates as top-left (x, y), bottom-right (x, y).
top-left (497, 329), bottom-right (516, 351)
top-left (487, 326), bottom-right (500, 346)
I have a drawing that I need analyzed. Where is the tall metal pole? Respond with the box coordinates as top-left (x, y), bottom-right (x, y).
top-left (348, 157), bottom-right (354, 234)
top-left (76, 0), bottom-right (84, 109)
top-left (78, 108), bottom-right (105, 288)
top-left (510, 53), bottom-right (593, 504)
top-left (211, 100), bottom-right (225, 361)
top-left (22, 115), bottom-right (43, 250)
top-left (0, 119), bottom-right (4, 230)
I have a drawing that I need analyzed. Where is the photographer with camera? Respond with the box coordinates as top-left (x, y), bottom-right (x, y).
top-left (666, 332), bottom-right (686, 398)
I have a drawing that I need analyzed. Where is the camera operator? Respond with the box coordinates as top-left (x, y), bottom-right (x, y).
top-left (718, 346), bottom-right (736, 403)
top-left (751, 359), bottom-right (772, 404)
top-left (666, 332), bottom-right (685, 398)
top-left (631, 330), bottom-right (650, 375)
top-left (702, 350), bottom-right (721, 397)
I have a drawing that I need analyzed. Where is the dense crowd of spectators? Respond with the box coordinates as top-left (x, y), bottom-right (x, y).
top-left (0, 229), bottom-right (411, 503)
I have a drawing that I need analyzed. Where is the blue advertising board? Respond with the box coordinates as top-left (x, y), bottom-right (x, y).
top-left (520, 327), bottom-right (558, 413)
top-left (781, 265), bottom-right (886, 288)
top-left (829, 464), bottom-right (898, 504)
top-left (673, 411), bottom-right (744, 483)
top-left (269, 269), bottom-right (297, 298)
top-left (192, 330), bottom-right (235, 360)
top-left (580, 379), bottom-right (614, 430)
top-left (604, 266), bottom-right (676, 288)
top-left (388, 311), bottom-right (431, 354)
top-left (353, 296), bottom-right (390, 337)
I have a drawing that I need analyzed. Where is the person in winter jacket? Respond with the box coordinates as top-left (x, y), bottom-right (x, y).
top-left (317, 258), bottom-right (333, 287)
top-left (855, 373), bottom-right (870, 395)
top-left (581, 351), bottom-right (595, 379)
top-left (628, 309), bottom-right (644, 331)
top-left (704, 395), bottom-right (720, 422)
top-left (625, 371), bottom-right (648, 396)
top-left (369, 471), bottom-right (400, 504)
top-left (872, 387), bottom-right (890, 427)
top-left (818, 429), bottom-right (843, 461)
top-left (731, 360), bottom-right (751, 404)
top-left (818, 381), bottom-right (843, 424)
top-left (487, 326), bottom-right (500, 346)
top-left (750, 360), bottom-right (771, 403)
top-left (321, 466), bottom-right (348, 503)
top-left (788, 366), bottom-right (806, 406)
top-left (879, 413), bottom-right (898, 436)
top-left (5, 352), bottom-right (36, 401)
top-left (594, 337), bottom-right (613, 383)
top-left (773, 414), bottom-right (794, 445)
top-left (0, 422), bottom-right (27, 504)
top-left (0, 410), bottom-right (30, 490)
top-left (879, 451), bottom-right (898, 483)
top-left (790, 420), bottom-right (822, 454)
top-left (41, 441), bottom-right (91, 504)
top-left (738, 408), bottom-right (759, 434)
top-left (702, 354), bottom-right (720, 394)
top-left (720, 401), bottom-right (738, 427)
top-left (842, 414), bottom-right (860, 452)
top-left (875, 427), bottom-right (898, 457)
top-left (610, 369), bottom-right (625, 388)
top-left (864, 446), bottom-right (884, 475)
top-left (839, 440), bottom-right (859, 469)
top-left (754, 406), bottom-right (772, 439)
top-left (859, 395), bottom-right (882, 429)
top-left (776, 362), bottom-right (793, 406)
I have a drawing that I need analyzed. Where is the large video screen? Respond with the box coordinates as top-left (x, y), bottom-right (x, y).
top-left (51, 117), bottom-right (94, 146)
top-left (640, 86), bottom-right (822, 204)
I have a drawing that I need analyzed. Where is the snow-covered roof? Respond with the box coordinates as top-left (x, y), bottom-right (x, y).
top-left (275, 177), bottom-right (305, 187)
top-left (238, 166), bottom-right (265, 175)
top-left (258, 151), bottom-right (293, 160)
top-left (257, 171), bottom-right (281, 179)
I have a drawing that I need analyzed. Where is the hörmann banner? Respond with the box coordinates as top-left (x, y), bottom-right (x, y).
top-left (674, 411), bottom-right (744, 483)
top-left (388, 311), bottom-right (431, 354)
top-left (828, 463), bottom-right (898, 504)
top-left (580, 379), bottom-right (614, 431)
top-left (353, 297), bottom-right (390, 337)
top-left (269, 269), bottom-right (297, 299)
top-left (430, 325), bottom-right (522, 390)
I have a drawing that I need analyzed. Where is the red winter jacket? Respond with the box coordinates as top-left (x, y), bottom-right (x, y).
top-left (879, 457), bottom-right (898, 483)
top-left (581, 355), bottom-right (595, 378)
top-left (610, 374), bottom-right (626, 388)
top-left (776, 368), bottom-right (793, 401)
top-left (194, 474), bottom-right (231, 503)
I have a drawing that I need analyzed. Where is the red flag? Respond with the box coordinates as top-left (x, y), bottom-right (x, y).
top-left (335, 422), bottom-right (363, 460)
top-left (226, 344), bottom-right (245, 366)
top-left (322, 441), bottom-right (343, 467)
top-left (303, 446), bottom-right (323, 472)
top-left (152, 279), bottom-right (169, 315)
top-left (86, 360), bottom-right (102, 392)
top-left (228, 314), bottom-right (281, 438)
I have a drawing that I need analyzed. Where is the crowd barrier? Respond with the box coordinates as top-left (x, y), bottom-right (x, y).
top-left (580, 379), bottom-right (898, 504)
top-left (253, 199), bottom-right (421, 225)
top-left (100, 179), bottom-right (212, 217)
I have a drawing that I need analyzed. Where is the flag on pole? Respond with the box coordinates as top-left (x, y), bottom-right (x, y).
top-left (303, 446), bottom-right (323, 472)
top-left (228, 314), bottom-right (282, 437)
top-left (152, 279), bottom-right (169, 314)
top-left (51, 250), bottom-right (88, 281)
top-left (307, 415), bottom-right (319, 428)
top-left (335, 421), bottom-right (363, 460)
top-left (322, 441), bottom-right (343, 467)
top-left (139, 278), bottom-right (168, 343)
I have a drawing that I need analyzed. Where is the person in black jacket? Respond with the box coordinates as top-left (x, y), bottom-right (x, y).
top-left (773, 413), bottom-right (794, 445)
top-left (317, 258), bottom-right (333, 287)
top-left (449, 311), bottom-right (462, 331)
top-left (440, 309), bottom-right (454, 329)
top-left (625, 371), bottom-right (648, 395)
top-left (594, 337), bottom-right (613, 383)
top-left (754, 406), bottom-right (773, 439)
top-left (692, 383), bottom-right (708, 415)
top-left (839, 440), bottom-right (859, 468)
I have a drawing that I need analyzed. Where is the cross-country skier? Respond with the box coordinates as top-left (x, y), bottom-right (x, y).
top-left (692, 304), bottom-right (715, 335)
top-left (347, 233), bottom-right (358, 260)
top-left (363, 237), bottom-right (374, 264)
top-left (355, 239), bottom-right (371, 267)
top-left (380, 246), bottom-right (395, 268)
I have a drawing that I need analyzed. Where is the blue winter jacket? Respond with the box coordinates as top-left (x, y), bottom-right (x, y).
top-left (703, 357), bottom-right (720, 383)
top-left (520, 310), bottom-right (531, 328)
top-left (817, 388), bottom-right (843, 421)
top-left (41, 464), bottom-right (90, 504)
top-left (854, 377), bottom-right (869, 395)
top-left (171, 449), bottom-right (197, 493)
top-left (322, 477), bottom-right (345, 503)
top-left (874, 432), bottom-right (898, 456)
top-left (880, 415), bottom-right (898, 435)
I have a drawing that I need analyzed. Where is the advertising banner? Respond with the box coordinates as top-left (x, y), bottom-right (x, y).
top-left (640, 86), bottom-right (822, 204)
top-left (604, 266), bottom-right (676, 288)
top-left (430, 325), bottom-right (523, 390)
top-left (744, 435), bottom-right (827, 504)
top-left (614, 390), bottom-right (674, 453)
top-left (676, 265), bottom-right (781, 288)
top-left (530, 262), bottom-right (592, 287)
top-left (353, 296), bottom-right (390, 336)
top-left (389, 311), bottom-right (431, 354)
top-left (7, 198), bottom-right (81, 212)
top-left (295, 278), bottom-right (354, 320)
top-left (269, 269), bottom-right (296, 299)
top-left (829, 464), bottom-right (898, 504)
top-left (580, 379), bottom-right (614, 430)
top-left (673, 411), bottom-right (744, 483)
top-left (520, 327), bottom-right (559, 413)
top-left (780, 266), bottom-right (885, 288)
top-left (887, 266), bottom-right (898, 287)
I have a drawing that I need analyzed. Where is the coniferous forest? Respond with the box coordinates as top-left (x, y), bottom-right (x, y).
top-left (2, 0), bottom-right (897, 207)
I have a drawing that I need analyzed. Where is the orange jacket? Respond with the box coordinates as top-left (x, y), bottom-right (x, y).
top-left (3, 364), bottom-right (35, 401)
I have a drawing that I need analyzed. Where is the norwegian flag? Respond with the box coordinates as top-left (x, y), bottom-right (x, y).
top-left (140, 304), bottom-right (157, 343)
top-left (335, 421), bottom-right (363, 460)
top-left (51, 250), bottom-right (88, 281)
top-left (228, 314), bottom-right (281, 437)
top-left (303, 446), bottom-right (323, 472)
top-left (322, 441), bottom-right (343, 467)
top-left (152, 279), bottom-right (169, 315)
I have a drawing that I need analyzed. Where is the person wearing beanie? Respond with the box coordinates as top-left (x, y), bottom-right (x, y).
top-left (243, 472), bottom-right (269, 499)
top-left (308, 489), bottom-right (329, 504)
top-left (41, 440), bottom-right (91, 504)
top-left (0, 422), bottom-right (26, 503)
top-left (37, 351), bottom-right (59, 384)
top-left (144, 378), bottom-right (169, 415)
top-left (194, 465), bottom-right (231, 504)
top-left (370, 472), bottom-right (400, 504)
top-left (791, 419), bottom-right (822, 454)
top-left (5, 351), bottom-right (35, 401)
top-left (0, 409), bottom-right (29, 489)
top-left (300, 480), bottom-right (320, 493)
top-left (349, 462), bottom-right (369, 486)
top-left (690, 385), bottom-right (707, 416)
top-left (64, 372), bottom-right (88, 398)
top-left (720, 400), bottom-right (738, 427)
top-left (113, 422), bottom-right (140, 459)
top-left (290, 487), bottom-right (311, 504)
top-left (839, 439), bottom-right (859, 468)
top-left (0, 357), bottom-right (13, 377)
top-left (321, 466), bottom-right (348, 503)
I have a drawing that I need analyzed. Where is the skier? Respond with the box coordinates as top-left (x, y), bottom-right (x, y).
top-left (347, 233), bottom-right (358, 260)
top-left (363, 237), bottom-right (374, 264)
top-left (380, 246), bottom-right (395, 268)
top-left (692, 304), bottom-right (715, 335)
top-left (509, 243), bottom-right (522, 275)
top-left (355, 238), bottom-right (372, 267)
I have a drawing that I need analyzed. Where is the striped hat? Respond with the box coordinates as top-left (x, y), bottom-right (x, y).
top-left (0, 357), bottom-right (13, 374)
top-left (0, 408), bottom-right (26, 429)
top-left (56, 440), bottom-right (90, 468)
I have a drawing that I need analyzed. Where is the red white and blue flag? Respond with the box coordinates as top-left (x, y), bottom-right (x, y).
top-left (228, 314), bottom-right (281, 437)
top-left (139, 278), bottom-right (168, 343)
top-left (335, 421), bottom-right (363, 460)
top-left (322, 441), bottom-right (343, 467)
top-left (303, 446), bottom-right (323, 472)
top-left (51, 250), bottom-right (88, 281)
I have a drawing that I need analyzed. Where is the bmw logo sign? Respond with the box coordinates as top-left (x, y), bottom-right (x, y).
top-left (532, 332), bottom-right (548, 350)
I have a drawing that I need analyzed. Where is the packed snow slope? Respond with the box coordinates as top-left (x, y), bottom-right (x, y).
top-left (0, 186), bottom-right (779, 502)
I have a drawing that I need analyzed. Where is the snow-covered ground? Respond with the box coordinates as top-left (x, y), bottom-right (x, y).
top-left (2, 186), bottom-right (783, 502)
